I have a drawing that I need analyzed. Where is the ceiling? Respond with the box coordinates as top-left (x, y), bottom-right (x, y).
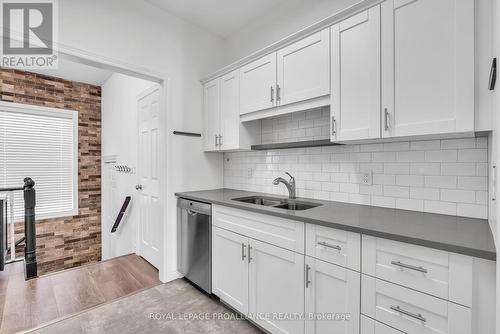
top-left (145, 0), bottom-right (290, 38)
top-left (27, 58), bottom-right (113, 86)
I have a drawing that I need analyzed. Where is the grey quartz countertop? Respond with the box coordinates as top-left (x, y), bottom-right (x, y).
top-left (175, 188), bottom-right (497, 261)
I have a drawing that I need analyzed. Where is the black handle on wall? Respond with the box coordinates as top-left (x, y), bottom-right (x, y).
top-left (489, 58), bottom-right (497, 91)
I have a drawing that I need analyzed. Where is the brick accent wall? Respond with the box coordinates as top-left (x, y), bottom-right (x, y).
top-left (0, 68), bottom-right (102, 275)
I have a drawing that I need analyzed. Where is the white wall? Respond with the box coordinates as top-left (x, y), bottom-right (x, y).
top-left (223, 0), bottom-right (359, 64)
top-left (101, 73), bottom-right (156, 260)
top-left (57, 0), bottom-right (225, 281)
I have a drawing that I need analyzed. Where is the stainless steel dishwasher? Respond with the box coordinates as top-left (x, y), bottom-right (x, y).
top-left (177, 198), bottom-right (211, 293)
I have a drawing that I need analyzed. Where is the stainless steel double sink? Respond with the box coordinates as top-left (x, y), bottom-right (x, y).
top-left (232, 195), bottom-right (322, 211)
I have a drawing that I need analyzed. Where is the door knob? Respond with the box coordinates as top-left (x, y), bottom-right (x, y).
top-left (135, 184), bottom-right (143, 190)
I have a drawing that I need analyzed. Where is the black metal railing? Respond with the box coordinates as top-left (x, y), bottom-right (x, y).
top-left (0, 177), bottom-right (37, 279)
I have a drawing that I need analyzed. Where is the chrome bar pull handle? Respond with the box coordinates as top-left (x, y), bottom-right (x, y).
top-left (247, 244), bottom-right (252, 263)
top-left (391, 261), bottom-right (428, 274)
top-left (390, 306), bottom-right (427, 323)
top-left (305, 264), bottom-right (311, 288)
top-left (241, 243), bottom-right (246, 261)
top-left (317, 241), bottom-right (342, 251)
top-left (276, 84), bottom-right (281, 103)
top-left (331, 116), bottom-right (337, 137)
top-left (270, 86), bottom-right (275, 103)
top-left (215, 134), bottom-right (218, 147)
top-left (218, 135), bottom-right (222, 146)
top-left (384, 108), bottom-right (390, 131)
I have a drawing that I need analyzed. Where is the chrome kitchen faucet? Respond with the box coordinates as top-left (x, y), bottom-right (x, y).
top-left (273, 172), bottom-right (296, 199)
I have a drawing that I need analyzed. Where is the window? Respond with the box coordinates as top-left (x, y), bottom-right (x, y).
top-left (0, 102), bottom-right (78, 219)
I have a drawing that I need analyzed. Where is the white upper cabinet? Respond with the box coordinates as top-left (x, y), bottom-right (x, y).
top-left (331, 6), bottom-right (381, 142)
top-left (203, 78), bottom-right (220, 151)
top-left (220, 70), bottom-right (241, 150)
top-left (203, 71), bottom-right (260, 152)
top-left (239, 53), bottom-right (277, 115)
top-left (381, 0), bottom-right (474, 138)
top-left (277, 28), bottom-right (330, 107)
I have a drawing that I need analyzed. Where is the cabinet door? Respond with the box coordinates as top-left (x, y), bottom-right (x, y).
top-left (305, 257), bottom-right (360, 334)
top-left (331, 7), bottom-right (380, 141)
top-left (381, 0), bottom-right (474, 138)
top-left (240, 53), bottom-right (277, 115)
top-left (220, 70), bottom-right (240, 150)
top-left (249, 239), bottom-right (305, 334)
top-left (277, 28), bottom-right (330, 107)
top-left (361, 315), bottom-right (404, 334)
top-left (203, 78), bottom-right (220, 151)
top-left (212, 227), bottom-right (249, 314)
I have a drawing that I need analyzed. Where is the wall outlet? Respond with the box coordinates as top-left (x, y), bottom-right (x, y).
top-left (247, 168), bottom-right (253, 179)
top-left (362, 171), bottom-right (372, 185)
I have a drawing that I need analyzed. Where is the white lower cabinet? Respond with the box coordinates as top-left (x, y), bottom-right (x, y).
top-left (305, 257), bottom-right (360, 334)
top-left (212, 227), bottom-right (249, 314)
top-left (361, 315), bottom-right (404, 334)
top-left (210, 209), bottom-right (491, 334)
top-left (361, 275), bottom-right (472, 334)
top-left (249, 239), bottom-right (305, 334)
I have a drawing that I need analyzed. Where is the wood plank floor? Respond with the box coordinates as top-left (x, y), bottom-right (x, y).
top-left (0, 254), bottom-right (160, 334)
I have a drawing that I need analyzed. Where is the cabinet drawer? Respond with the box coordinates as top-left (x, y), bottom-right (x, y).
top-left (362, 236), bottom-right (472, 307)
top-left (306, 224), bottom-right (360, 271)
top-left (212, 205), bottom-right (305, 253)
top-left (361, 315), bottom-right (404, 334)
top-left (361, 275), bottom-right (471, 334)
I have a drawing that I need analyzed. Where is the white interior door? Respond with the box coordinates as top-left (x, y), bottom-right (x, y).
top-left (220, 70), bottom-right (240, 150)
top-left (239, 53), bottom-right (277, 115)
top-left (203, 78), bottom-right (220, 151)
top-left (305, 257), bottom-right (360, 334)
top-left (212, 226), bottom-right (249, 314)
top-left (331, 6), bottom-right (380, 141)
top-left (381, 0), bottom-right (474, 138)
top-left (277, 28), bottom-right (330, 107)
top-left (138, 86), bottom-right (162, 269)
top-left (249, 239), bottom-right (305, 334)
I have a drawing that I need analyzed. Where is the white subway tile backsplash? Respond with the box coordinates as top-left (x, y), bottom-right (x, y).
top-left (223, 110), bottom-right (489, 219)
top-left (396, 175), bottom-right (424, 187)
top-left (410, 187), bottom-right (440, 201)
top-left (441, 163), bottom-right (476, 176)
top-left (384, 163), bottom-right (410, 175)
top-left (424, 176), bottom-right (457, 189)
top-left (441, 138), bottom-right (476, 149)
top-left (424, 200), bottom-right (457, 215)
top-left (384, 142), bottom-right (410, 151)
top-left (457, 176), bottom-right (488, 191)
top-left (476, 163), bottom-right (488, 177)
top-left (373, 174), bottom-right (396, 185)
top-left (410, 140), bottom-right (441, 151)
top-left (396, 151), bottom-right (425, 162)
top-left (457, 203), bottom-right (488, 219)
top-left (440, 189), bottom-right (476, 204)
top-left (396, 198), bottom-right (424, 211)
top-left (383, 185), bottom-right (410, 198)
top-left (425, 150), bottom-right (457, 162)
top-left (458, 149), bottom-right (488, 162)
top-left (371, 196), bottom-right (396, 208)
top-left (410, 163), bottom-right (441, 176)
top-left (373, 152), bottom-right (397, 162)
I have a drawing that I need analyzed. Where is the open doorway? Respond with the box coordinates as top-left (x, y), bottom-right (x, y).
top-left (0, 54), bottom-right (167, 333)
top-left (101, 73), bottom-right (162, 270)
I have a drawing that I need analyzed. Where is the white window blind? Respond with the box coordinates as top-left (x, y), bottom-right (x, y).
top-left (0, 102), bottom-right (78, 220)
